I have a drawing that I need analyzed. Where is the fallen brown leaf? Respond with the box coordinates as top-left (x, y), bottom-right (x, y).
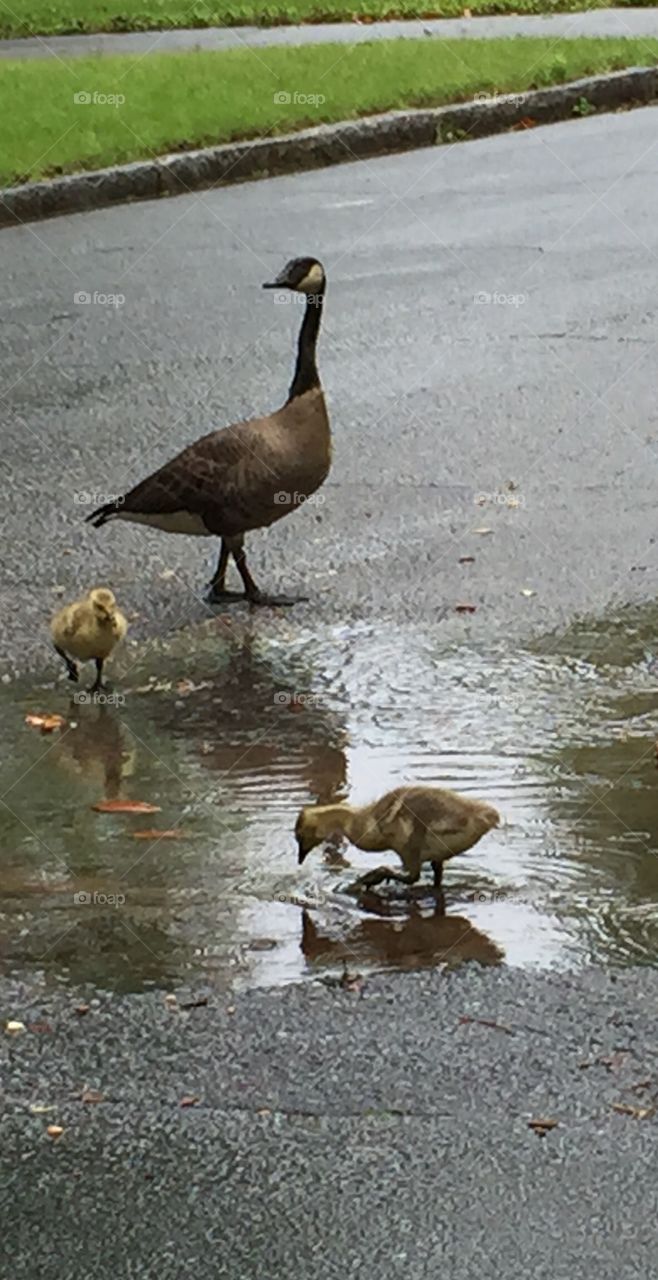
top-left (5, 1020), bottom-right (26, 1035)
top-left (528, 1117), bottom-right (558, 1136)
top-left (630, 1078), bottom-right (652, 1093)
top-left (180, 996), bottom-right (208, 1010)
top-left (91, 799), bottom-right (161, 814)
top-left (455, 603), bottom-right (477, 614)
top-left (459, 1015), bottom-right (514, 1035)
top-left (459, 556), bottom-right (475, 564)
top-left (513, 117), bottom-right (538, 131)
top-left (611, 1102), bottom-right (655, 1119)
top-left (28, 1021), bottom-right (53, 1034)
top-left (132, 829), bottom-right (186, 840)
top-left (81, 1088), bottom-right (104, 1104)
top-left (179, 1095), bottom-right (200, 1108)
top-left (74, 1004), bottom-right (90, 1017)
top-left (46, 1125), bottom-right (64, 1139)
top-left (25, 712), bottom-right (66, 733)
top-left (339, 969), bottom-right (363, 993)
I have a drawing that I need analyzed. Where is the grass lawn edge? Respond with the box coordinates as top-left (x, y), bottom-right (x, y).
top-left (2, 63), bottom-right (657, 228)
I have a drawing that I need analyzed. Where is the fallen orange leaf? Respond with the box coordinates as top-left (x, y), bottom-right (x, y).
top-left (132, 829), bottom-right (186, 840)
top-left (528, 1117), bottom-right (558, 1136)
top-left (91, 799), bottom-right (161, 814)
top-left (179, 1095), bottom-right (200, 1108)
top-left (25, 712), bottom-right (66, 733)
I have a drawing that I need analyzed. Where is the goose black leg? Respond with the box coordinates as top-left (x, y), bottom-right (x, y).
top-left (90, 658), bottom-right (104, 694)
top-left (55, 645), bottom-right (78, 684)
top-left (206, 540), bottom-right (244, 604)
top-left (432, 861), bottom-right (444, 889)
top-left (232, 542), bottom-right (307, 608)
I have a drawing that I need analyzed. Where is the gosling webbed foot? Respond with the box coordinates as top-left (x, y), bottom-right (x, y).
top-left (89, 658), bottom-right (104, 695)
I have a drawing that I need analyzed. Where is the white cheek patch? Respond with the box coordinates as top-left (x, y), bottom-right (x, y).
top-left (116, 510), bottom-right (212, 536)
top-left (299, 263), bottom-right (325, 292)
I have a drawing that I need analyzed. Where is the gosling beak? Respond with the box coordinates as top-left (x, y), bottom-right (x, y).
top-left (297, 837), bottom-right (309, 866)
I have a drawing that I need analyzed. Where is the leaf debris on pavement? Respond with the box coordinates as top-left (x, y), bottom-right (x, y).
top-left (25, 712), bottom-right (66, 733)
top-left (455, 603), bottom-right (477, 614)
top-left (528, 1117), bottom-right (558, 1137)
top-left (5, 1020), bottom-right (26, 1035)
top-left (459, 1015), bottom-right (514, 1035)
top-left (81, 1088), bottom-right (104, 1104)
top-left (179, 1095), bottom-right (200, 1108)
top-left (46, 1125), bottom-right (64, 1139)
top-left (611, 1102), bottom-right (655, 1119)
top-left (339, 968), bottom-right (364, 993)
top-left (91, 799), bottom-right (161, 814)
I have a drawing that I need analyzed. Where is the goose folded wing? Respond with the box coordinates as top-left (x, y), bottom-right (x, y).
top-left (119, 424), bottom-right (283, 527)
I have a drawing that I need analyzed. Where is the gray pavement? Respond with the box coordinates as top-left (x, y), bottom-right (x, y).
top-left (3, 964), bottom-right (658, 1278)
top-left (4, 108), bottom-right (658, 1274)
top-left (3, 6), bottom-right (658, 59)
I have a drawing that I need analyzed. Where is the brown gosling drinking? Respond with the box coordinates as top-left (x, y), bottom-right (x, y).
top-left (50, 587), bottom-right (127, 692)
top-left (295, 785), bottom-right (500, 892)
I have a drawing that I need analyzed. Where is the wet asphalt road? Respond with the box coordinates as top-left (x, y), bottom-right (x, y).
top-left (3, 110), bottom-right (658, 1275)
top-left (3, 105), bottom-right (658, 672)
top-left (3, 965), bottom-right (657, 1278)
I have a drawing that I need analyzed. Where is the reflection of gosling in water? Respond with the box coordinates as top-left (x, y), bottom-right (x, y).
top-left (295, 785), bottom-right (500, 892)
top-left (51, 588), bottom-right (127, 692)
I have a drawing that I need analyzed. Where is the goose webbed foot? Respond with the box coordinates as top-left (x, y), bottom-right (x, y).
top-left (205, 586), bottom-right (247, 605)
top-left (55, 646), bottom-right (78, 684)
top-left (246, 589), bottom-right (308, 608)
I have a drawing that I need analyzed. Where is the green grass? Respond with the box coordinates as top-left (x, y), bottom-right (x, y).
top-left (3, 36), bottom-right (658, 187)
top-left (2, 0), bottom-right (658, 39)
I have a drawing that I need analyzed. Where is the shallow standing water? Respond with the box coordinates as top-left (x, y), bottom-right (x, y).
top-left (2, 605), bottom-right (658, 995)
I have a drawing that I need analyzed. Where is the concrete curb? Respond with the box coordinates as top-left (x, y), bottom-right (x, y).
top-left (2, 65), bottom-right (657, 228)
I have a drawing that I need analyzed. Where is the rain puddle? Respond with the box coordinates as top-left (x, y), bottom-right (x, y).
top-left (2, 604), bottom-right (658, 994)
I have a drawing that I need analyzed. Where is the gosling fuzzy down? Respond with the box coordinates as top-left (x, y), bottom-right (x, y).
top-left (50, 588), bottom-right (127, 692)
top-left (295, 785), bottom-right (500, 891)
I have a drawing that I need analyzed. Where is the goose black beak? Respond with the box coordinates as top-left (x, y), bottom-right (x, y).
top-left (297, 837), bottom-right (309, 866)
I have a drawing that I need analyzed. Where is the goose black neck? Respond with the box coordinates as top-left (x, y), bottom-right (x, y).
top-left (287, 289), bottom-right (325, 402)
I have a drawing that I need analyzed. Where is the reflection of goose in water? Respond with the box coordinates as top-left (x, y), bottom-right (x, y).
top-left (301, 903), bottom-right (504, 973)
top-left (145, 637), bottom-right (348, 811)
top-left (55, 703), bottom-right (136, 799)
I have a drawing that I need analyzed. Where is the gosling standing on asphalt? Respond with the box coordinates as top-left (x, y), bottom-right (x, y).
top-left (51, 588), bottom-right (127, 693)
top-left (295, 785), bottom-right (500, 891)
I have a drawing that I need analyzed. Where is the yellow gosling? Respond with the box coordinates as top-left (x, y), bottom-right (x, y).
top-left (295, 785), bottom-right (500, 892)
top-left (50, 587), bottom-right (127, 693)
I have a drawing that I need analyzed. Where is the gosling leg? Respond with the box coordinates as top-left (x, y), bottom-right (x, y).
top-left (206, 540), bottom-right (243, 604)
top-left (432, 861), bottom-right (444, 889)
top-left (233, 541), bottom-right (307, 608)
top-left (55, 645), bottom-right (78, 684)
top-left (89, 658), bottom-right (104, 694)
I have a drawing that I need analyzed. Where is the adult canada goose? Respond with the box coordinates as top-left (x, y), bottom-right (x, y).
top-left (86, 257), bottom-right (330, 606)
top-left (51, 587), bottom-right (128, 692)
top-left (295, 785), bottom-right (500, 892)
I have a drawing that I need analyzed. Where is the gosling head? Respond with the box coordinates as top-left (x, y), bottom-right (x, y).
top-left (479, 804), bottom-right (501, 832)
top-left (263, 257), bottom-right (325, 296)
top-left (88, 587), bottom-right (117, 623)
top-left (295, 807), bottom-right (324, 865)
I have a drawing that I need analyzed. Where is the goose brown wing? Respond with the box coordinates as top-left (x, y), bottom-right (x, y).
top-left (118, 420), bottom-right (283, 535)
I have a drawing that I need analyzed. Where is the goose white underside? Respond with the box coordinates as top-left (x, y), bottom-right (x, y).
top-left (116, 510), bottom-right (212, 536)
